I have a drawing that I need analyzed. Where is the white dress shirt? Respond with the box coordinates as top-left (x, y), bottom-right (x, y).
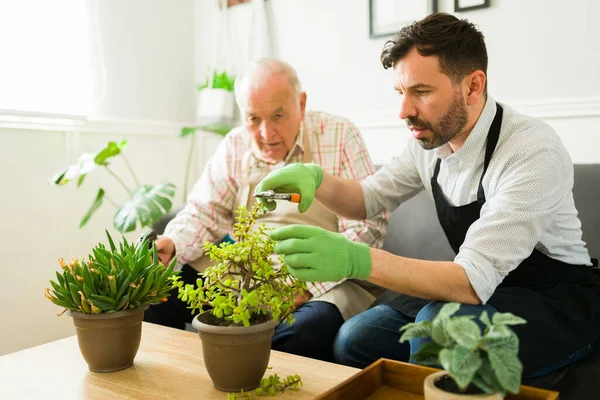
top-left (362, 97), bottom-right (592, 303)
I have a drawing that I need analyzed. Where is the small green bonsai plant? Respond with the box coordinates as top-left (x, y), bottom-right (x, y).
top-left (45, 231), bottom-right (180, 314)
top-left (175, 202), bottom-right (308, 327)
top-left (49, 140), bottom-right (176, 233)
top-left (399, 302), bottom-right (526, 397)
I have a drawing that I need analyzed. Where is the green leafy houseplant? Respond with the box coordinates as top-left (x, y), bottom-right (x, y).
top-left (399, 302), bottom-right (527, 397)
top-left (49, 140), bottom-right (176, 233)
top-left (45, 231), bottom-right (179, 314)
top-left (181, 70), bottom-right (236, 200)
top-left (175, 202), bottom-right (308, 327)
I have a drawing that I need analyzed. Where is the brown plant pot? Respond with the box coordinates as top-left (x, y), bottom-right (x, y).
top-left (69, 304), bottom-right (148, 373)
top-left (192, 312), bottom-right (278, 392)
top-left (424, 371), bottom-right (503, 400)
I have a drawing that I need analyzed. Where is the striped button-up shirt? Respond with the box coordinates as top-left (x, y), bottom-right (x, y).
top-left (165, 110), bottom-right (388, 298)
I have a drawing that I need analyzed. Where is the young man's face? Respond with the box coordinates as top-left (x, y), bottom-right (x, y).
top-left (239, 74), bottom-right (307, 163)
top-left (393, 47), bottom-right (468, 150)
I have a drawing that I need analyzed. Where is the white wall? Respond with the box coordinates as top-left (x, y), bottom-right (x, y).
top-left (194, 0), bottom-right (600, 165)
top-left (0, 0), bottom-right (201, 356)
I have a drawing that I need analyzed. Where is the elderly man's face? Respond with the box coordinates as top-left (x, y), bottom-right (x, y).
top-left (240, 74), bottom-right (306, 163)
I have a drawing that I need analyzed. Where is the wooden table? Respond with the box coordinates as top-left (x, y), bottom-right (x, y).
top-left (0, 322), bottom-right (360, 399)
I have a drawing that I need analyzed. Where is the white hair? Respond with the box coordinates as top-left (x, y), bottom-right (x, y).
top-left (234, 58), bottom-right (303, 109)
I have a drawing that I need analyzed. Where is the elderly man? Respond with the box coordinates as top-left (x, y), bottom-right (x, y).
top-left (145, 58), bottom-right (387, 362)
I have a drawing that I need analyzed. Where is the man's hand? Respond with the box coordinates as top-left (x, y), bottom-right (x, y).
top-left (271, 225), bottom-right (372, 282)
top-left (154, 236), bottom-right (176, 265)
top-left (255, 163), bottom-right (323, 213)
top-left (293, 290), bottom-right (313, 309)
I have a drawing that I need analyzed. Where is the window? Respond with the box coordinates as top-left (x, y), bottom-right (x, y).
top-left (0, 0), bottom-right (96, 117)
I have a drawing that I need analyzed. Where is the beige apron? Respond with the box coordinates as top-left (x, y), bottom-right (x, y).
top-left (191, 127), bottom-right (375, 320)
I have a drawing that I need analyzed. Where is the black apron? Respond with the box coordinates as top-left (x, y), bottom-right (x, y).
top-left (387, 104), bottom-right (600, 374)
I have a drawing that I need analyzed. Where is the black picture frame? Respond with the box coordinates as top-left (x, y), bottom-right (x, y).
top-left (454, 0), bottom-right (490, 12)
top-left (369, 0), bottom-right (438, 39)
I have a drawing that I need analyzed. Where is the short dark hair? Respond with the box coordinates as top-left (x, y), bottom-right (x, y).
top-left (381, 13), bottom-right (487, 87)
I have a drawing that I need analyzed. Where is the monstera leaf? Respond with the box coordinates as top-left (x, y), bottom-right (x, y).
top-left (49, 140), bottom-right (128, 186)
top-left (114, 183), bottom-right (176, 233)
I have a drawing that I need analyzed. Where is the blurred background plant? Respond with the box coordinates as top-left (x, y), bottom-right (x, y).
top-left (49, 140), bottom-right (176, 233)
top-left (180, 69), bottom-right (236, 199)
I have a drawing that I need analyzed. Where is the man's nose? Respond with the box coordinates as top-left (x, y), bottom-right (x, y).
top-left (260, 120), bottom-right (276, 139)
top-left (398, 95), bottom-right (417, 120)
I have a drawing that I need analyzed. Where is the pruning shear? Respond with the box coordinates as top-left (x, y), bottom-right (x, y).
top-left (254, 190), bottom-right (301, 203)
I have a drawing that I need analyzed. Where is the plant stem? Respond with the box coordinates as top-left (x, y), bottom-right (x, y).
top-left (183, 133), bottom-right (196, 201)
top-left (121, 153), bottom-right (141, 187)
top-left (104, 194), bottom-right (120, 208)
top-left (104, 165), bottom-right (132, 197)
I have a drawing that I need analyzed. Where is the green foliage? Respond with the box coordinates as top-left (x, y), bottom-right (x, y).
top-left (45, 231), bottom-right (180, 314)
top-left (49, 140), bottom-right (176, 233)
top-left (175, 202), bottom-right (308, 327)
top-left (197, 70), bottom-right (236, 92)
top-left (227, 374), bottom-right (303, 399)
top-left (399, 303), bottom-right (527, 397)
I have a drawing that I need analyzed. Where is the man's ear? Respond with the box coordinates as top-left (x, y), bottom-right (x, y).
top-left (299, 92), bottom-right (307, 119)
top-left (464, 70), bottom-right (486, 106)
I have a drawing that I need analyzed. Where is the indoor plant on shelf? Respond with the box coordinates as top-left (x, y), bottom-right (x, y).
top-left (175, 201), bottom-right (308, 392)
top-left (399, 302), bottom-right (527, 399)
top-left (50, 140), bottom-right (176, 233)
top-left (45, 231), bottom-right (179, 372)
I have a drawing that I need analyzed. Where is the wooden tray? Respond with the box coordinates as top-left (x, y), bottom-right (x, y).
top-left (316, 359), bottom-right (559, 400)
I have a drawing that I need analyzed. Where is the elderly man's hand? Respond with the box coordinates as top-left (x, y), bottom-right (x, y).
top-left (255, 163), bottom-right (323, 213)
top-left (271, 225), bottom-right (372, 282)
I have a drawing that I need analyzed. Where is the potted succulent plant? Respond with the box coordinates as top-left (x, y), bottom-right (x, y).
top-left (399, 302), bottom-right (527, 399)
top-left (175, 202), bottom-right (308, 392)
top-left (45, 231), bottom-right (179, 372)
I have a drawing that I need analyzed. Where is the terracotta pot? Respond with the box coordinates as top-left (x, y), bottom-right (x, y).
top-left (424, 371), bottom-right (503, 400)
top-left (192, 312), bottom-right (278, 392)
top-left (69, 304), bottom-right (148, 372)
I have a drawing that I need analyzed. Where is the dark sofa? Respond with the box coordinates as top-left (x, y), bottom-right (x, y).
top-left (380, 164), bottom-right (599, 399)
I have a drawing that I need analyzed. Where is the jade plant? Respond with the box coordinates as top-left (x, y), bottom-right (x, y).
top-left (399, 302), bottom-right (526, 397)
top-left (45, 231), bottom-right (179, 314)
top-left (228, 374), bottom-right (303, 399)
top-left (175, 202), bottom-right (308, 327)
top-left (49, 140), bottom-right (176, 233)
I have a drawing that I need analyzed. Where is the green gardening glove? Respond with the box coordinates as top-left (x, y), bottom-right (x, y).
top-left (270, 225), bottom-right (372, 282)
top-left (255, 163), bottom-right (323, 213)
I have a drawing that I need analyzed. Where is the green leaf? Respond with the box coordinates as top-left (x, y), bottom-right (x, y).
top-left (431, 318), bottom-right (454, 347)
top-left (446, 317), bottom-right (482, 350)
top-left (476, 358), bottom-right (505, 394)
top-left (447, 346), bottom-right (482, 391)
top-left (181, 127), bottom-right (196, 137)
top-left (411, 341), bottom-right (443, 366)
top-left (433, 302), bottom-right (461, 322)
top-left (479, 310), bottom-right (492, 328)
top-left (49, 152), bottom-right (97, 185)
top-left (399, 321), bottom-right (432, 342)
top-left (114, 183), bottom-right (176, 233)
top-left (79, 188), bottom-right (105, 228)
top-left (439, 348), bottom-right (452, 371)
top-left (199, 122), bottom-right (232, 136)
top-left (77, 174), bottom-right (86, 187)
top-left (488, 348), bottom-right (523, 394)
top-left (483, 331), bottom-right (519, 355)
top-left (94, 140), bottom-right (127, 165)
top-left (492, 312), bottom-right (527, 326)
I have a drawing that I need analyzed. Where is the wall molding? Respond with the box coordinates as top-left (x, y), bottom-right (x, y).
top-left (0, 112), bottom-right (195, 137)
top-left (348, 96), bottom-right (600, 131)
